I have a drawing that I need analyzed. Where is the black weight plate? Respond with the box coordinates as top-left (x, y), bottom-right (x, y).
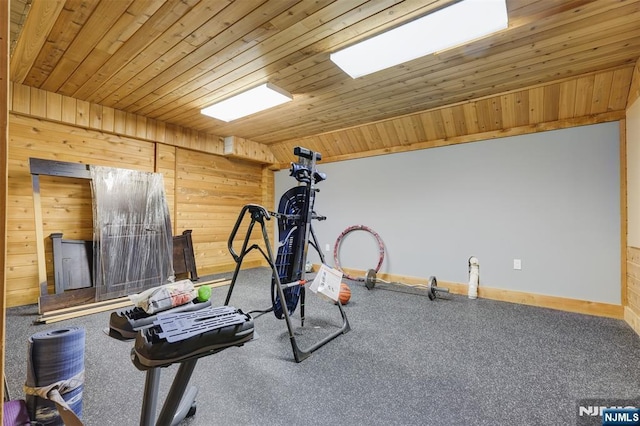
top-left (365, 269), bottom-right (376, 290)
top-left (427, 276), bottom-right (437, 300)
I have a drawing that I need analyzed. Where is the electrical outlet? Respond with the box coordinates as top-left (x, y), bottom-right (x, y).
top-left (325, 243), bottom-right (331, 252)
top-left (513, 259), bottom-right (522, 270)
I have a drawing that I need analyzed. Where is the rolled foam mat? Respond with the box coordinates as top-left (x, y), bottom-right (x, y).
top-left (25, 327), bottom-right (85, 426)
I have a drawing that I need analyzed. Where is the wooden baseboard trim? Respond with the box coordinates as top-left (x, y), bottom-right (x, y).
top-left (421, 279), bottom-right (623, 319)
top-left (473, 285), bottom-right (624, 319)
top-left (334, 266), bottom-right (624, 319)
top-left (624, 306), bottom-right (640, 335)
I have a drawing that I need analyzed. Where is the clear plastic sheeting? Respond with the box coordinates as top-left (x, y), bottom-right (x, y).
top-left (90, 166), bottom-right (174, 302)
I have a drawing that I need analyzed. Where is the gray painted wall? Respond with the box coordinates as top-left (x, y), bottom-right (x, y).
top-left (275, 122), bottom-right (621, 304)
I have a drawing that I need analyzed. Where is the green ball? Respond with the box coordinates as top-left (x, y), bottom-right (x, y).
top-left (197, 285), bottom-right (211, 302)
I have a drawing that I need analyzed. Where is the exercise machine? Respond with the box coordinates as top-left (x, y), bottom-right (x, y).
top-left (224, 146), bottom-right (350, 363)
top-left (112, 304), bottom-right (254, 426)
top-left (109, 290), bottom-right (252, 426)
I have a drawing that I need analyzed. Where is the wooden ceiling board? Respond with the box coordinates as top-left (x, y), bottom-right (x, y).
top-left (40, 0), bottom-right (135, 93)
top-left (9, 0), bottom-right (31, 50)
top-left (126, 0), bottom-right (395, 116)
top-left (57, 0), bottom-right (168, 95)
top-left (130, 2), bottom-right (458, 120)
top-left (10, 0), bottom-right (65, 83)
top-left (9, 0), bottom-right (640, 154)
top-left (20, 0), bottom-right (94, 87)
top-left (83, 0), bottom-right (259, 104)
top-left (175, 2), bottom-right (640, 142)
top-left (109, 0), bottom-right (307, 113)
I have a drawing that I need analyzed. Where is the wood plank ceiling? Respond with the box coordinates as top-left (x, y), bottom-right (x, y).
top-left (9, 0), bottom-right (640, 162)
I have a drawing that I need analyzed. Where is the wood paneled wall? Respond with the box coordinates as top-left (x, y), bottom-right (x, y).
top-left (629, 59), bottom-right (640, 108)
top-left (9, 82), bottom-right (276, 164)
top-left (1, 0), bottom-right (9, 413)
top-left (10, 82), bottom-right (225, 155)
top-left (625, 58), bottom-right (640, 336)
top-left (175, 149), bottom-right (267, 274)
top-left (8, 115), bottom-right (157, 306)
top-left (6, 97), bottom-right (271, 308)
top-left (626, 246), bottom-right (640, 335)
top-left (271, 66), bottom-right (632, 165)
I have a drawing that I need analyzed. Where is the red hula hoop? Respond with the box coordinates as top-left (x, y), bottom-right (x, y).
top-left (333, 225), bottom-right (385, 281)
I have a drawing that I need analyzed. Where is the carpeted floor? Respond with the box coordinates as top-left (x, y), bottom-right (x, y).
top-left (4, 267), bottom-right (640, 425)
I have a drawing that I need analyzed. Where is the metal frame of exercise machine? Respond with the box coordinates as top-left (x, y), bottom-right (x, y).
top-left (130, 305), bottom-right (254, 426)
top-left (224, 146), bottom-right (350, 363)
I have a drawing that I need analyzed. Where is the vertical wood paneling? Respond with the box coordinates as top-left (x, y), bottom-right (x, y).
top-left (608, 67), bottom-right (633, 110)
top-left (628, 58), bottom-right (640, 107)
top-left (512, 90), bottom-right (529, 127)
top-left (89, 103), bottom-right (102, 129)
top-left (46, 91), bottom-right (62, 121)
top-left (1, 0), bottom-right (9, 411)
top-left (621, 120), bottom-right (627, 308)
top-left (102, 106), bottom-right (115, 132)
top-left (626, 246), bottom-right (640, 335)
top-left (528, 87), bottom-right (545, 124)
top-left (114, 109), bottom-right (126, 134)
top-left (75, 99), bottom-right (89, 126)
top-left (408, 115), bottom-right (427, 143)
top-left (271, 67), bottom-right (632, 164)
top-left (9, 83), bottom-right (233, 158)
top-left (558, 79), bottom-right (577, 119)
top-left (439, 108), bottom-right (458, 139)
top-left (392, 118), bottom-right (411, 145)
top-left (12, 83), bottom-right (29, 113)
top-left (500, 93), bottom-right (517, 129)
top-left (136, 115), bottom-right (146, 139)
top-left (543, 84), bottom-right (560, 122)
top-left (29, 86), bottom-right (46, 117)
top-left (450, 105), bottom-right (468, 137)
top-left (476, 98), bottom-right (499, 132)
top-left (155, 120), bottom-right (166, 143)
top-left (415, 112), bottom-right (434, 141)
top-left (429, 110), bottom-right (447, 140)
top-left (591, 71), bottom-right (614, 114)
top-left (125, 111), bottom-right (136, 136)
top-left (462, 102), bottom-right (479, 134)
top-left (574, 74), bottom-right (595, 116)
top-left (61, 95), bottom-right (75, 123)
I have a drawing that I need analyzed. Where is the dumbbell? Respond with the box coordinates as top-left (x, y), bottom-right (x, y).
top-left (364, 269), bottom-right (449, 300)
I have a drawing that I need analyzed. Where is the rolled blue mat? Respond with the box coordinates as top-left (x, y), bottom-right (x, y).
top-left (25, 327), bottom-right (85, 426)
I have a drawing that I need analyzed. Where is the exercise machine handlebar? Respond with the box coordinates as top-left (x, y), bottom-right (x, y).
top-left (227, 204), bottom-right (271, 263)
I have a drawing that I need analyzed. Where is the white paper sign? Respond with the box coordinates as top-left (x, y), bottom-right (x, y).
top-left (309, 263), bottom-right (343, 302)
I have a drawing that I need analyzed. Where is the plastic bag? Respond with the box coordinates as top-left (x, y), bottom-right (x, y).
top-left (129, 280), bottom-right (196, 314)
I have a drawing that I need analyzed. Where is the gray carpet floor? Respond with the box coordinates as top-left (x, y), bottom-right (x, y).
top-left (4, 267), bottom-right (640, 426)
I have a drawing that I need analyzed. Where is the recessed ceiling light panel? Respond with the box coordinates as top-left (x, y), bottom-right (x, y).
top-left (201, 83), bottom-right (293, 122)
top-left (330, 0), bottom-right (508, 78)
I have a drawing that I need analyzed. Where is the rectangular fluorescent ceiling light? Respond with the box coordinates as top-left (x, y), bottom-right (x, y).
top-left (330, 0), bottom-right (508, 78)
top-left (200, 83), bottom-right (292, 122)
